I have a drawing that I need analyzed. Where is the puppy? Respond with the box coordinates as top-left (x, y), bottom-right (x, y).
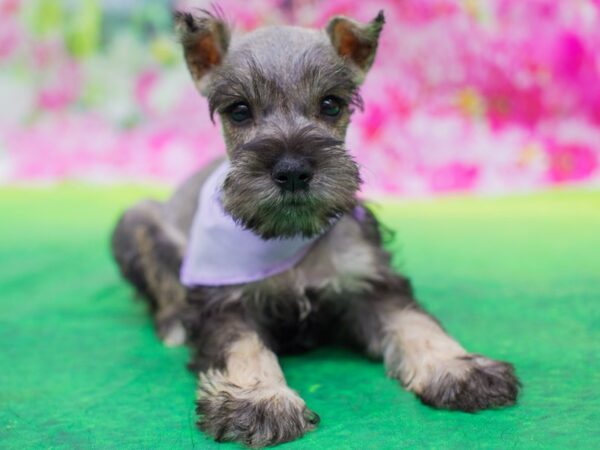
top-left (111, 10), bottom-right (519, 447)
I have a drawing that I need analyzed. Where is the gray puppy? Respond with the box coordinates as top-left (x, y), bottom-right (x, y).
top-left (111, 10), bottom-right (519, 448)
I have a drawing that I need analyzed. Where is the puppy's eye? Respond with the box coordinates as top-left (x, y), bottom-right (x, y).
top-left (320, 96), bottom-right (342, 117)
top-left (228, 103), bottom-right (252, 123)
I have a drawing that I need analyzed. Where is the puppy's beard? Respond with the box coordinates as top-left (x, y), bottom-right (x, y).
top-left (223, 188), bottom-right (353, 240)
top-left (222, 176), bottom-right (359, 240)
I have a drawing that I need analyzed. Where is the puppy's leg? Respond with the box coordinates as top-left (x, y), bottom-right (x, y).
top-left (344, 282), bottom-right (519, 411)
top-left (111, 200), bottom-right (188, 346)
top-left (191, 314), bottom-right (319, 447)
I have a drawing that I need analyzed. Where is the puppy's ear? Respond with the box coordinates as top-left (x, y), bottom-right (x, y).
top-left (326, 10), bottom-right (385, 82)
top-left (174, 10), bottom-right (230, 93)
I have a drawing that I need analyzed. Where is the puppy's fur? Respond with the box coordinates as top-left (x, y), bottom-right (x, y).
top-left (111, 10), bottom-right (519, 447)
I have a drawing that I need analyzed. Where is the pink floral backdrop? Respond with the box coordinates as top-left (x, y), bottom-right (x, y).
top-left (1, 0), bottom-right (600, 195)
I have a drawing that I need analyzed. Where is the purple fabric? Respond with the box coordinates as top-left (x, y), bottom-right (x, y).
top-left (352, 204), bottom-right (367, 222)
top-left (180, 160), bottom-right (322, 287)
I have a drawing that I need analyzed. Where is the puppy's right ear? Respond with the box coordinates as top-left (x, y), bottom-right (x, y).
top-left (174, 11), bottom-right (230, 93)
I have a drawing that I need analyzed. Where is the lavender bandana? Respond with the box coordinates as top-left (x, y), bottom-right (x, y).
top-left (180, 160), bottom-right (323, 287)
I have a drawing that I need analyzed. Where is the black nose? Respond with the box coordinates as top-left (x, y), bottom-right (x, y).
top-left (272, 157), bottom-right (313, 192)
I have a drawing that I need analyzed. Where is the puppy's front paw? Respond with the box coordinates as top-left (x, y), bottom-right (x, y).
top-left (196, 373), bottom-right (319, 447)
top-left (418, 354), bottom-right (520, 412)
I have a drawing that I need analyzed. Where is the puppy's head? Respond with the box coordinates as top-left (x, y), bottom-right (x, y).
top-left (175, 10), bottom-right (385, 239)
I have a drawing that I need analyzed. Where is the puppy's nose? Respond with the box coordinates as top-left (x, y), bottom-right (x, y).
top-left (272, 157), bottom-right (313, 192)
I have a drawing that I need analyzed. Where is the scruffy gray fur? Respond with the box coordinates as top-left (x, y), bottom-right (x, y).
top-left (111, 9), bottom-right (520, 448)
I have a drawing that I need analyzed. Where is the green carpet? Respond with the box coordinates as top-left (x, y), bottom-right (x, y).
top-left (1, 186), bottom-right (599, 449)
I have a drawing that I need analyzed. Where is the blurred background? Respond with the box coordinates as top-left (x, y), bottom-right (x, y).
top-left (2, 3), bottom-right (600, 448)
top-left (1, 0), bottom-right (600, 195)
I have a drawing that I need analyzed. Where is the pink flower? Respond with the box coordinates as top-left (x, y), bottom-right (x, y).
top-left (37, 61), bottom-right (81, 111)
top-left (0, 0), bottom-right (20, 16)
top-left (135, 70), bottom-right (160, 117)
top-left (429, 162), bottom-right (480, 192)
top-left (359, 103), bottom-right (387, 140)
top-left (0, 20), bottom-right (18, 59)
top-left (553, 31), bottom-right (586, 82)
top-left (545, 142), bottom-right (598, 183)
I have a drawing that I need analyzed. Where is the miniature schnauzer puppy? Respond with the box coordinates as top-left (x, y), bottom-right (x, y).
top-left (111, 10), bottom-right (519, 448)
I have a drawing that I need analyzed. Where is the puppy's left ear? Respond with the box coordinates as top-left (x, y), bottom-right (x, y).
top-left (326, 10), bottom-right (385, 82)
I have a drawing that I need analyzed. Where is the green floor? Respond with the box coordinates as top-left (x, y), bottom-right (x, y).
top-left (1, 186), bottom-right (599, 449)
